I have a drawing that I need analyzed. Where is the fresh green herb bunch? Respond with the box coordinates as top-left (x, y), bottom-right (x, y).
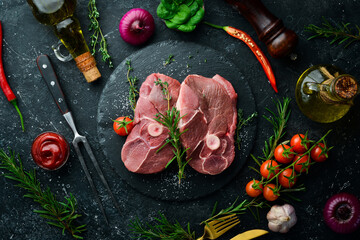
top-left (88, 0), bottom-right (113, 67)
top-left (157, 0), bottom-right (205, 32)
top-left (126, 60), bottom-right (139, 111)
top-left (305, 17), bottom-right (360, 47)
top-left (0, 149), bottom-right (86, 239)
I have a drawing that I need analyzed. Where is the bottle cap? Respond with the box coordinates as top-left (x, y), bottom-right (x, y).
top-left (334, 75), bottom-right (358, 99)
top-left (75, 52), bottom-right (101, 82)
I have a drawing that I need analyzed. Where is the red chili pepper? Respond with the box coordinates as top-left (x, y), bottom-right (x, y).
top-left (205, 22), bottom-right (278, 93)
top-left (0, 21), bottom-right (25, 131)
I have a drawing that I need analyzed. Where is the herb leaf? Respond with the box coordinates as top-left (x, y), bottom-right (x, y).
top-left (236, 109), bottom-right (257, 150)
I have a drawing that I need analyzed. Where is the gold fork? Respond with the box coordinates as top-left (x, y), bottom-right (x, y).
top-left (197, 214), bottom-right (240, 240)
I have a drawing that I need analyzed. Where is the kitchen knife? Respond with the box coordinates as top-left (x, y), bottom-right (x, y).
top-left (230, 229), bottom-right (268, 240)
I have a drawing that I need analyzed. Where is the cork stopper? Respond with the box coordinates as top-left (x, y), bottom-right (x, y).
top-left (334, 75), bottom-right (358, 99)
top-left (74, 52), bottom-right (101, 82)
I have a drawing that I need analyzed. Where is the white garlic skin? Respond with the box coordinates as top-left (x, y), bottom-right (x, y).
top-left (266, 204), bottom-right (297, 233)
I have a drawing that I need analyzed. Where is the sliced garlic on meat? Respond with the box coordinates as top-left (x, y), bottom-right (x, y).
top-left (148, 123), bottom-right (163, 137)
top-left (206, 135), bottom-right (220, 150)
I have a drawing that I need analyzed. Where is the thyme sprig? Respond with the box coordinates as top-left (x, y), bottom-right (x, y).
top-left (0, 149), bottom-right (86, 239)
top-left (154, 79), bottom-right (189, 184)
top-left (88, 0), bottom-right (113, 67)
top-left (305, 17), bottom-right (360, 47)
top-left (236, 109), bottom-right (258, 150)
top-left (126, 60), bottom-right (139, 111)
top-left (129, 212), bottom-right (195, 240)
top-left (155, 79), bottom-right (172, 110)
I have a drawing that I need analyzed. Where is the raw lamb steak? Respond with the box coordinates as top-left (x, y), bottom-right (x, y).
top-left (177, 74), bottom-right (237, 175)
top-left (121, 73), bottom-right (180, 174)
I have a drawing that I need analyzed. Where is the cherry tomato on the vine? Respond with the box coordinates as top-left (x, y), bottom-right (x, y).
top-left (274, 144), bottom-right (295, 164)
top-left (279, 169), bottom-right (297, 188)
top-left (290, 134), bottom-right (310, 154)
top-left (113, 116), bottom-right (134, 136)
top-left (311, 143), bottom-right (328, 162)
top-left (245, 180), bottom-right (263, 197)
top-left (260, 160), bottom-right (280, 179)
top-left (293, 155), bottom-right (311, 173)
top-left (263, 183), bottom-right (279, 201)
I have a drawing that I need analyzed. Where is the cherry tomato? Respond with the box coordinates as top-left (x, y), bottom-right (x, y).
top-left (293, 155), bottom-right (311, 173)
top-left (279, 169), bottom-right (297, 188)
top-left (263, 183), bottom-right (279, 201)
top-left (260, 160), bottom-right (280, 179)
top-left (274, 144), bottom-right (295, 164)
top-left (113, 117), bottom-right (134, 136)
top-left (290, 134), bottom-right (310, 154)
top-left (245, 180), bottom-right (263, 197)
top-left (311, 143), bottom-right (328, 162)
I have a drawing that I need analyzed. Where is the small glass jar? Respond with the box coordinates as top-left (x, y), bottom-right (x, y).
top-left (295, 64), bottom-right (358, 123)
top-left (31, 132), bottom-right (70, 170)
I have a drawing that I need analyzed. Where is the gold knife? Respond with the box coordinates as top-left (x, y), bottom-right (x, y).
top-left (230, 229), bottom-right (268, 240)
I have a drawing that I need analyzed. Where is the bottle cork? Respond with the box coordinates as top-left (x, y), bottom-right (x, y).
top-left (74, 52), bottom-right (101, 82)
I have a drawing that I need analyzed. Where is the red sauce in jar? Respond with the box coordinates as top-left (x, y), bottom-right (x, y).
top-left (31, 132), bottom-right (70, 170)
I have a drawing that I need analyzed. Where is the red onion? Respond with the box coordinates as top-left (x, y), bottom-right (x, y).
top-left (323, 193), bottom-right (360, 234)
top-left (119, 8), bottom-right (155, 45)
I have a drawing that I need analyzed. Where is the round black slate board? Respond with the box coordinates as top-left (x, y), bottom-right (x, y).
top-left (97, 40), bottom-right (257, 201)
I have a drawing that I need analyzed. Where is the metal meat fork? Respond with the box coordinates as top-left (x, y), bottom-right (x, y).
top-left (36, 54), bottom-right (120, 223)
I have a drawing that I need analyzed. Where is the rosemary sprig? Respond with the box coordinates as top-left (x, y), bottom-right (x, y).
top-left (164, 54), bottom-right (175, 66)
top-left (129, 212), bottom-right (195, 240)
top-left (126, 60), bottom-right (139, 111)
top-left (0, 149), bottom-right (86, 239)
top-left (236, 109), bottom-right (258, 150)
top-left (262, 97), bottom-right (291, 160)
top-left (88, 0), bottom-right (113, 67)
top-left (305, 17), bottom-right (360, 47)
top-left (154, 79), bottom-right (189, 184)
top-left (155, 107), bottom-right (190, 184)
top-left (202, 198), bottom-right (265, 225)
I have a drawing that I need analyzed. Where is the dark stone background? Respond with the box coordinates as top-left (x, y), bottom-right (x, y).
top-left (1, 0), bottom-right (359, 239)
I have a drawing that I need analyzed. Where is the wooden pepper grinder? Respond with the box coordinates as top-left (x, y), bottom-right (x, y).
top-left (225, 0), bottom-right (298, 58)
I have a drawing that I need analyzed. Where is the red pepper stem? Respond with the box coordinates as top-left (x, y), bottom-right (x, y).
top-left (10, 99), bottom-right (25, 132)
top-left (203, 21), bottom-right (225, 30)
top-left (204, 22), bottom-right (278, 93)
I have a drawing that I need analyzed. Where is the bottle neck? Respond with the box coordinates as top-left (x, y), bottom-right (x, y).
top-left (319, 74), bottom-right (358, 104)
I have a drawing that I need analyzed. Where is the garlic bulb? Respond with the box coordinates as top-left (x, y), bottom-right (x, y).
top-left (266, 204), bottom-right (297, 233)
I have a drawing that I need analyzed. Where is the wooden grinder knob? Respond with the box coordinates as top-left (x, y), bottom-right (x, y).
top-left (225, 0), bottom-right (298, 58)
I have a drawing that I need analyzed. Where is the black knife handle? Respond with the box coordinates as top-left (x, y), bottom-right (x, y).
top-left (36, 54), bottom-right (69, 115)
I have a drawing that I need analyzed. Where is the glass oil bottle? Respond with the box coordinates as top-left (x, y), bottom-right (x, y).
top-left (295, 65), bottom-right (358, 123)
top-left (27, 0), bottom-right (101, 82)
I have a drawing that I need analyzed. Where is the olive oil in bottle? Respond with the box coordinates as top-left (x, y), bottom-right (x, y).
top-left (27, 0), bottom-right (100, 82)
top-left (295, 65), bottom-right (358, 123)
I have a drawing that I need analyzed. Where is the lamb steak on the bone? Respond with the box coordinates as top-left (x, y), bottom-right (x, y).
top-left (176, 74), bottom-right (238, 175)
top-left (121, 73), bottom-right (180, 174)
